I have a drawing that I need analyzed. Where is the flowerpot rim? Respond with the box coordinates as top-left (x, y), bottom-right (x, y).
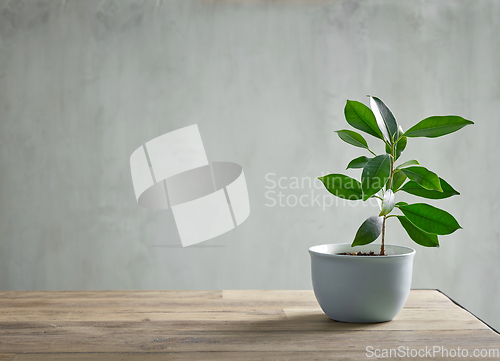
top-left (309, 243), bottom-right (416, 259)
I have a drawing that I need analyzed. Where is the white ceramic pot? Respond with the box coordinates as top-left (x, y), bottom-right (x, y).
top-left (309, 243), bottom-right (415, 323)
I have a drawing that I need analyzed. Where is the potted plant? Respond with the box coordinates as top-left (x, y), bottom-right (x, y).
top-left (309, 96), bottom-right (473, 323)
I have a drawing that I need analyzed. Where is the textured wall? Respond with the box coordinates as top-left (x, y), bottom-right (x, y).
top-left (0, 0), bottom-right (499, 330)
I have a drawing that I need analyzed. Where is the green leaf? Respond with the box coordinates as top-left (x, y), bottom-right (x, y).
top-left (385, 137), bottom-right (407, 160)
top-left (318, 174), bottom-right (363, 201)
top-left (400, 178), bottom-right (460, 199)
top-left (395, 136), bottom-right (407, 159)
top-left (335, 130), bottom-right (369, 149)
top-left (386, 135), bottom-right (407, 160)
top-left (404, 116), bottom-right (474, 138)
top-left (370, 96), bottom-right (399, 143)
top-left (352, 216), bottom-right (383, 246)
top-left (397, 216), bottom-right (440, 248)
top-left (344, 100), bottom-right (384, 140)
top-left (399, 203), bottom-right (462, 235)
top-left (391, 170), bottom-right (407, 191)
top-left (395, 201), bottom-right (408, 207)
top-left (401, 166), bottom-right (442, 191)
top-left (396, 160), bottom-right (420, 169)
top-left (346, 156), bottom-right (372, 169)
top-left (361, 155), bottom-right (391, 201)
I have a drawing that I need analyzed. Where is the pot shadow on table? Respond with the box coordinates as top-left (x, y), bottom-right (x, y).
top-left (230, 311), bottom-right (388, 333)
top-left (136, 313), bottom-right (392, 353)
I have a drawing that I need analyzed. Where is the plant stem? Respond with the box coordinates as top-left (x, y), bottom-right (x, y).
top-left (381, 216), bottom-right (387, 255)
top-left (381, 142), bottom-right (396, 256)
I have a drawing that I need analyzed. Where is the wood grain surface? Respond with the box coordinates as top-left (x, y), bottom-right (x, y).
top-left (0, 290), bottom-right (498, 360)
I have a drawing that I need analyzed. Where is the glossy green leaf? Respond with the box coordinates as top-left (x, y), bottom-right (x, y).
top-left (395, 201), bottom-right (408, 207)
top-left (344, 100), bottom-right (384, 140)
top-left (396, 160), bottom-right (420, 169)
top-left (352, 216), bottom-right (383, 246)
top-left (346, 156), bottom-right (372, 170)
top-left (335, 130), bottom-right (369, 149)
top-left (385, 136), bottom-right (407, 160)
top-left (400, 178), bottom-right (460, 199)
top-left (361, 154), bottom-right (391, 201)
top-left (401, 166), bottom-right (442, 191)
top-left (318, 174), bottom-right (363, 201)
top-left (370, 96), bottom-right (399, 143)
top-left (395, 136), bottom-right (407, 159)
top-left (398, 216), bottom-right (439, 247)
top-left (399, 203), bottom-right (462, 235)
top-left (391, 170), bottom-right (407, 191)
top-left (404, 116), bottom-right (474, 138)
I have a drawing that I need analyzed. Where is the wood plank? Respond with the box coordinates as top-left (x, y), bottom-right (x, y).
top-left (8, 349), bottom-right (500, 361)
top-left (1, 329), bottom-right (499, 353)
top-left (0, 355), bottom-right (15, 361)
top-left (0, 310), bottom-right (484, 329)
top-left (0, 290), bottom-right (222, 300)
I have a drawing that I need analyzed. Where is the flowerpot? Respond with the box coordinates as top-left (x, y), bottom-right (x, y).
top-left (309, 243), bottom-right (415, 323)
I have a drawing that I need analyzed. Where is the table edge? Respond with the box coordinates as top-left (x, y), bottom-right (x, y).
top-left (415, 288), bottom-right (499, 335)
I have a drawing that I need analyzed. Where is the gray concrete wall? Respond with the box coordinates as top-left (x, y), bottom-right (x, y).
top-left (1, 0), bottom-right (499, 330)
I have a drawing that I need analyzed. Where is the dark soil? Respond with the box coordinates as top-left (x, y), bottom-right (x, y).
top-left (337, 251), bottom-right (384, 256)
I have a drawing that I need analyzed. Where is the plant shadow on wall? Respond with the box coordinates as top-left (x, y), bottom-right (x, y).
top-left (308, 96), bottom-right (473, 323)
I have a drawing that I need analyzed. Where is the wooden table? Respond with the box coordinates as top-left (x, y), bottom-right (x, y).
top-left (0, 290), bottom-right (498, 360)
